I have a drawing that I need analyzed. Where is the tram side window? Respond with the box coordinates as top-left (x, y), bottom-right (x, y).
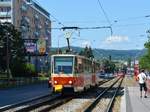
top-left (84, 59), bottom-right (90, 73)
top-left (75, 57), bottom-right (83, 73)
top-left (78, 64), bottom-right (83, 73)
top-left (83, 59), bottom-right (87, 73)
top-left (75, 57), bottom-right (80, 73)
top-left (89, 60), bottom-right (92, 73)
top-left (74, 57), bottom-right (78, 73)
top-left (87, 60), bottom-right (92, 73)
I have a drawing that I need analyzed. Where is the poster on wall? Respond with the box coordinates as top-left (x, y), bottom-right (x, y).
top-left (37, 38), bottom-right (46, 54)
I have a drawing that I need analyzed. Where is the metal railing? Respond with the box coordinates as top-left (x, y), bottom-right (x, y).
top-left (0, 77), bottom-right (47, 88)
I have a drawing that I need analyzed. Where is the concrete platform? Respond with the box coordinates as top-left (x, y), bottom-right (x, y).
top-left (121, 86), bottom-right (150, 112)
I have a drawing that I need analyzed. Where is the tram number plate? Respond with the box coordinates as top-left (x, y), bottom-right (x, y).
top-left (55, 85), bottom-right (63, 91)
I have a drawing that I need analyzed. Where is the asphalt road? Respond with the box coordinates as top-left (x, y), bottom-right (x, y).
top-left (0, 82), bottom-right (52, 107)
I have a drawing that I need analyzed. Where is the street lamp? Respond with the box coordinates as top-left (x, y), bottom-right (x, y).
top-left (57, 34), bottom-right (64, 54)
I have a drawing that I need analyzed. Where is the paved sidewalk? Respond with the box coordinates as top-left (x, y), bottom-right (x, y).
top-left (122, 86), bottom-right (150, 112)
top-left (128, 87), bottom-right (150, 112)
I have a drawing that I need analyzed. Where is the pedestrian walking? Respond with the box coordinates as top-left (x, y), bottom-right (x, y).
top-left (137, 69), bottom-right (147, 98)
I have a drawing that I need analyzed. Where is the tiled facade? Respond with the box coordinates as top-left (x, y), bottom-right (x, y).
top-left (0, 0), bottom-right (51, 72)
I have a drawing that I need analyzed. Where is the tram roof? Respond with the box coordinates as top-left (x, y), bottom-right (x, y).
top-left (51, 54), bottom-right (99, 63)
top-left (51, 54), bottom-right (82, 57)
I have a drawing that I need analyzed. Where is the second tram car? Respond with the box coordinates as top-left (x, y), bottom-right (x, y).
top-left (50, 54), bottom-right (101, 93)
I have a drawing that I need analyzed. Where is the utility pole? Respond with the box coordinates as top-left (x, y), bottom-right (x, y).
top-left (6, 31), bottom-right (10, 79)
top-left (5, 10), bottom-right (10, 80)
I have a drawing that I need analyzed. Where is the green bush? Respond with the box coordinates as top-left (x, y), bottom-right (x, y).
top-left (11, 62), bottom-right (37, 77)
top-left (25, 63), bottom-right (37, 77)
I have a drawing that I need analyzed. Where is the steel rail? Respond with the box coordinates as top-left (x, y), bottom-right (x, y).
top-left (38, 97), bottom-right (73, 112)
top-left (84, 77), bottom-right (121, 112)
top-left (105, 77), bottom-right (124, 112)
top-left (15, 94), bottom-right (62, 112)
top-left (0, 94), bottom-right (52, 111)
top-left (1, 93), bottom-right (60, 112)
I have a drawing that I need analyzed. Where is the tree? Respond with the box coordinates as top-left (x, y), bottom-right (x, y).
top-left (88, 47), bottom-right (94, 59)
top-left (79, 50), bottom-right (84, 55)
top-left (102, 59), bottom-right (116, 73)
top-left (139, 29), bottom-right (150, 70)
top-left (79, 46), bottom-right (94, 59)
top-left (0, 22), bottom-right (26, 77)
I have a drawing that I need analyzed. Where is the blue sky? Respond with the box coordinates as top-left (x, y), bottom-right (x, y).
top-left (37, 0), bottom-right (150, 50)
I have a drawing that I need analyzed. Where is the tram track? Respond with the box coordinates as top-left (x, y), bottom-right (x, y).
top-left (84, 77), bottom-right (124, 112)
top-left (48, 77), bottom-right (119, 112)
top-left (105, 78), bottom-right (123, 112)
top-left (0, 93), bottom-right (61, 112)
top-left (0, 78), bottom-right (116, 112)
top-left (28, 79), bottom-right (112, 112)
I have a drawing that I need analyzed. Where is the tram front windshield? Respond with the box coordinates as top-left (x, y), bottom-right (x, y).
top-left (54, 57), bottom-right (73, 74)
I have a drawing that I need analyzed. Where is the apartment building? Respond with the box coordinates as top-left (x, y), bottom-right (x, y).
top-left (0, 0), bottom-right (51, 72)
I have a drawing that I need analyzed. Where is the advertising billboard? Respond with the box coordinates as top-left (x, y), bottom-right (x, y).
top-left (24, 39), bottom-right (37, 54)
top-left (37, 38), bottom-right (46, 54)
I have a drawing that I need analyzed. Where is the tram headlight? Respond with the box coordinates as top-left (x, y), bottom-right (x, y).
top-left (49, 80), bottom-right (51, 84)
top-left (54, 81), bottom-right (57, 84)
top-left (68, 80), bottom-right (72, 84)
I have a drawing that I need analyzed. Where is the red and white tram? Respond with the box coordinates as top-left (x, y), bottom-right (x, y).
top-left (50, 54), bottom-right (101, 93)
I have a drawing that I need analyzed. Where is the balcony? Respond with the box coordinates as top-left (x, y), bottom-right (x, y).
top-left (34, 14), bottom-right (39, 20)
top-left (46, 30), bottom-right (51, 34)
top-left (21, 25), bottom-right (29, 32)
top-left (37, 24), bottom-right (42, 29)
top-left (0, 11), bottom-right (11, 18)
top-left (0, 1), bottom-right (11, 7)
top-left (45, 21), bottom-right (49, 26)
top-left (21, 4), bottom-right (28, 12)
top-left (0, 18), bottom-right (11, 23)
top-left (21, 16), bottom-right (30, 25)
top-left (34, 31), bottom-right (40, 37)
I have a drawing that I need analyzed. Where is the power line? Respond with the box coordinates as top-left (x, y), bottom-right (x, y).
top-left (49, 14), bottom-right (150, 25)
top-left (114, 15), bottom-right (150, 23)
top-left (50, 13), bottom-right (65, 27)
top-left (97, 0), bottom-right (112, 26)
top-left (114, 23), bottom-right (149, 28)
top-left (61, 26), bottom-right (111, 30)
top-left (97, 0), bottom-right (113, 35)
top-left (14, 22), bottom-right (149, 31)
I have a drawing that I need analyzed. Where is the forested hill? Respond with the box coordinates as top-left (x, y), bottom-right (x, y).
top-left (51, 46), bottom-right (146, 60)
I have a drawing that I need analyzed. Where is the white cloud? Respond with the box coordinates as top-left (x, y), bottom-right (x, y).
top-left (104, 35), bottom-right (129, 44)
top-left (81, 41), bottom-right (91, 47)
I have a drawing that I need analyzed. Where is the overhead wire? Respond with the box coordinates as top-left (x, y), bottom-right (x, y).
top-left (97, 0), bottom-right (113, 35)
top-left (49, 14), bottom-right (150, 26)
top-left (97, 0), bottom-right (112, 26)
top-left (114, 15), bottom-right (150, 23)
top-left (50, 13), bottom-right (65, 27)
